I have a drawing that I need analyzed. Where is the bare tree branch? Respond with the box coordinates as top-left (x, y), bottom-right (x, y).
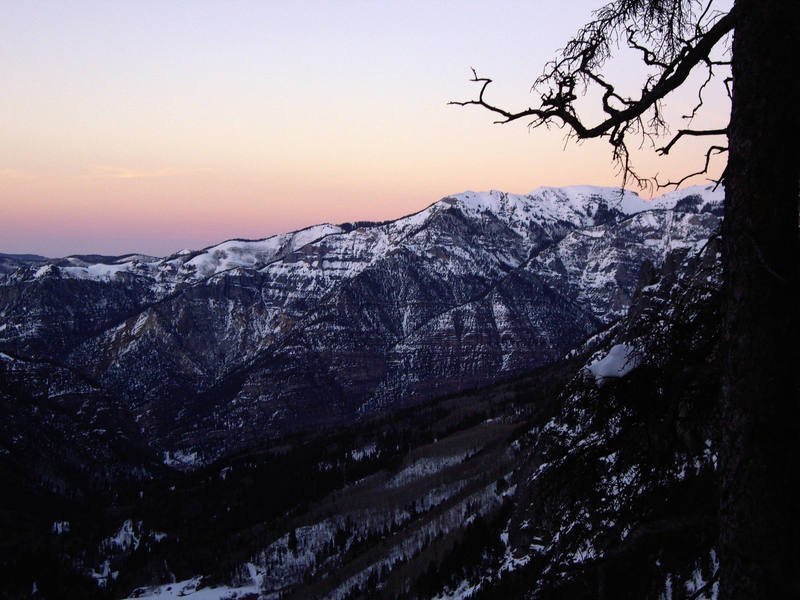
top-left (683, 61), bottom-right (715, 121)
top-left (450, 10), bottom-right (734, 135)
top-left (655, 144), bottom-right (727, 188)
top-left (657, 127), bottom-right (727, 155)
top-left (450, 1), bottom-right (735, 189)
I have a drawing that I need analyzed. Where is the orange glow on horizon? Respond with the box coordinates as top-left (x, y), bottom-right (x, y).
top-left (0, 1), bottom-right (728, 257)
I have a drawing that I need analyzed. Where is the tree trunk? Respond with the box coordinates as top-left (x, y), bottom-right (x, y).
top-left (721, 1), bottom-right (800, 597)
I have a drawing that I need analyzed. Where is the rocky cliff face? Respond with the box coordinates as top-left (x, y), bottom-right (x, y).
top-left (486, 238), bottom-right (723, 599)
top-left (78, 233), bottom-right (723, 600)
top-left (0, 185), bottom-right (722, 458)
top-left (0, 185), bottom-right (728, 600)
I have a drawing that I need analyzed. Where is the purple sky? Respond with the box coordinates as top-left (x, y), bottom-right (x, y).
top-left (0, 1), bottom-right (730, 257)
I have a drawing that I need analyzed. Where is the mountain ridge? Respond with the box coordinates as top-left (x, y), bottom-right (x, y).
top-left (0, 184), bottom-right (722, 459)
top-left (3, 184), bottom-right (720, 281)
top-left (0, 184), bottom-right (727, 599)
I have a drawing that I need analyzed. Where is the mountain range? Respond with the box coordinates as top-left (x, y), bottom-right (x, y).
top-left (0, 184), bottom-right (724, 599)
top-left (0, 185), bottom-right (721, 461)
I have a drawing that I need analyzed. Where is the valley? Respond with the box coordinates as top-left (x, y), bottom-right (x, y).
top-left (0, 185), bottom-right (723, 599)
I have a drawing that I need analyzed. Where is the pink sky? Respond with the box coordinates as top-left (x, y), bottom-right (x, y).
top-left (0, 1), bottom-right (729, 257)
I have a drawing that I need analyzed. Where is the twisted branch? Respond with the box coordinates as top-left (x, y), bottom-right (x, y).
top-left (657, 127), bottom-right (727, 155)
top-left (655, 144), bottom-right (727, 189)
top-left (451, 1), bottom-right (735, 189)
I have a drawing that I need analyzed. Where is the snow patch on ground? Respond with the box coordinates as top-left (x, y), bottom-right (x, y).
top-left (185, 224), bottom-right (342, 279)
top-left (387, 453), bottom-right (473, 488)
top-left (100, 519), bottom-right (141, 553)
top-left (123, 576), bottom-right (260, 600)
top-left (433, 578), bottom-right (482, 599)
top-left (61, 262), bottom-right (133, 280)
top-left (654, 183), bottom-right (724, 209)
top-left (587, 344), bottom-right (639, 383)
top-left (33, 264), bottom-right (58, 279)
top-left (163, 449), bottom-right (202, 469)
top-left (351, 442), bottom-right (377, 461)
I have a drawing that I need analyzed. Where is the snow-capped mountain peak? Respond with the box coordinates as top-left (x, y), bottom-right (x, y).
top-left (4, 185), bottom-right (722, 290)
top-left (0, 183), bottom-right (723, 456)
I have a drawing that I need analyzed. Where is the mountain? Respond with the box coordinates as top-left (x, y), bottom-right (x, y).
top-left (0, 185), bottom-right (722, 461)
top-left (0, 253), bottom-right (49, 276)
top-left (104, 224), bottom-right (722, 600)
top-left (0, 184), bottom-right (727, 599)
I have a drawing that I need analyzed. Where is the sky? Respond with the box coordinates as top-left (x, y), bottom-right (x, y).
top-left (0, 1), bottom-right (730, 257)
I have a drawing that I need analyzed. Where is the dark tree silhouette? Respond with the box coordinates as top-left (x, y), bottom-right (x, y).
top-left (454, 1), bottom-right (799, 597)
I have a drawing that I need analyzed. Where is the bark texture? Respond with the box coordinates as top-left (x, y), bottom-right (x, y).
top-left (721, 0), bottom-right (800, 597)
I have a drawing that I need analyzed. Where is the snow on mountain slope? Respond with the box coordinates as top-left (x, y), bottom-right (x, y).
top-left (0, 185), bottom-right (723, 455)
top-left (0, 183), bottom-right (733, 600)
top-left (527, 204), bottom-right (721, 320)
top-left (2, 184), bottom-right (719, 291)
top-left (449, 186), bottom-right (648, 232)
top-left (23, 223), bottom-right (345, 287)
top-left (182, 223), bottom-right (344, 280)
